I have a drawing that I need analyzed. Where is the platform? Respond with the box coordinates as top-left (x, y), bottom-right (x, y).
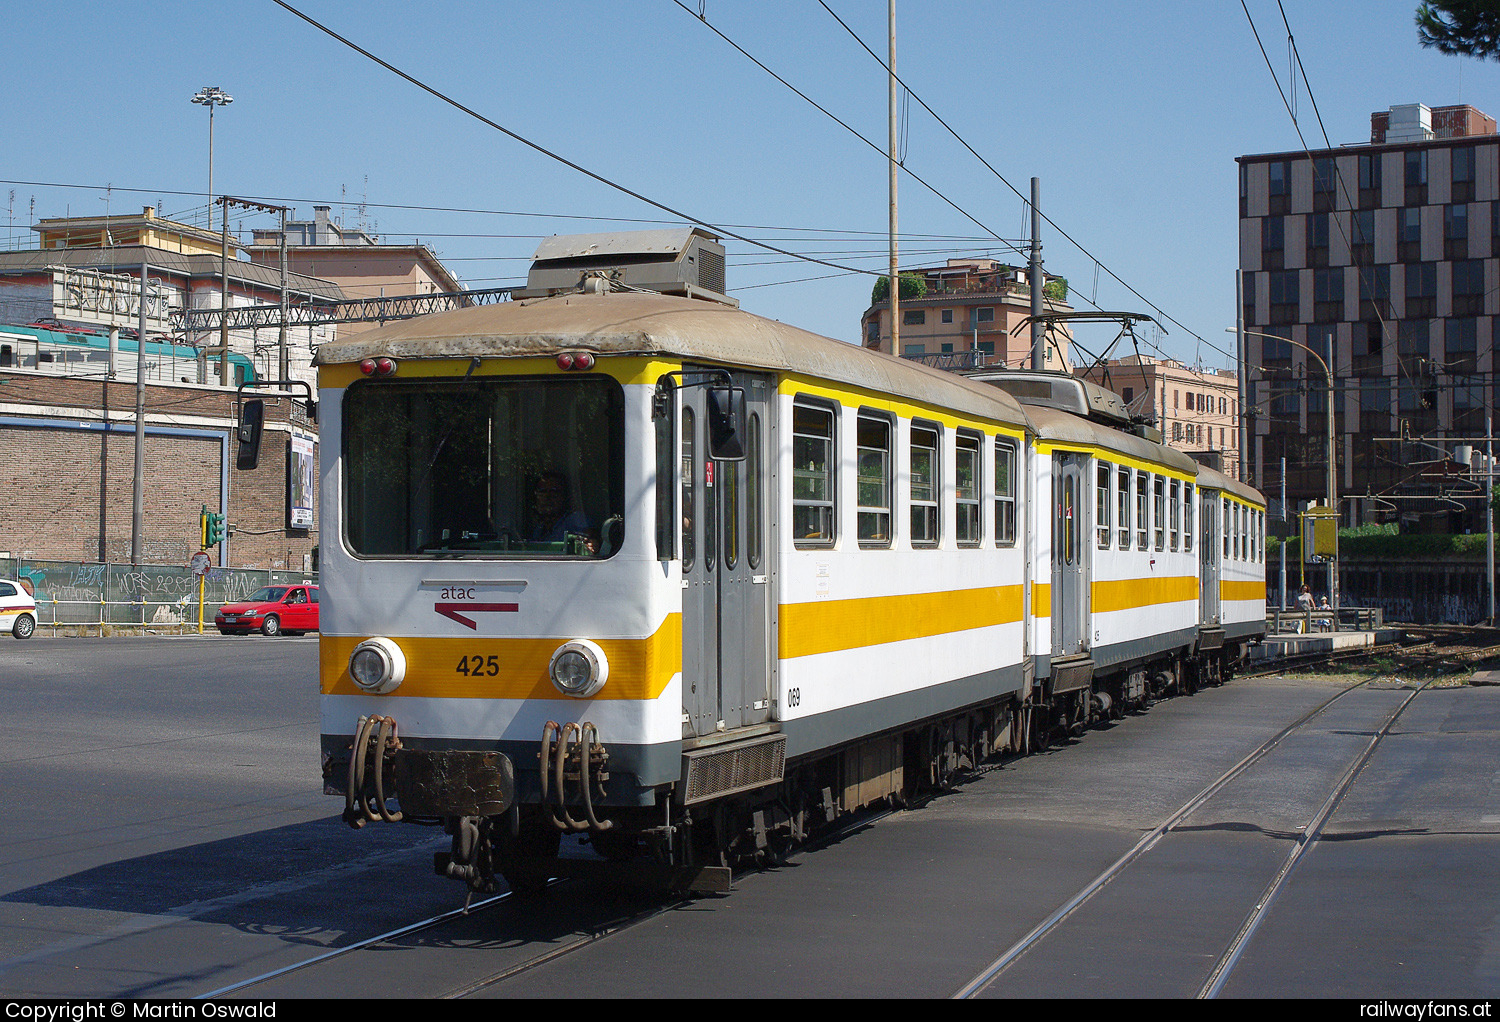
top-left (1251, 628), bottom-right (1405, 661)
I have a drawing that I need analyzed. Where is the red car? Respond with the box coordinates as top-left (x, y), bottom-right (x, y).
top-left (215, 584), bottom-right (319, 636)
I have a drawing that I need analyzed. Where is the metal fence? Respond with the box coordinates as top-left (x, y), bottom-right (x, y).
top-left (1265, 605), bottom-right (1385, 635)
top-left (4, 558), bottom-right (316, 635)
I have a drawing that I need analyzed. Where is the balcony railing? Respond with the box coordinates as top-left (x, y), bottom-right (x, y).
top-left (902, 349), bottom-right (989, 371)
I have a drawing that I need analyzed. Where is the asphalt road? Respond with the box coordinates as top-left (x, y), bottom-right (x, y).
top-left (1, 637), bottom-right (1497, 999)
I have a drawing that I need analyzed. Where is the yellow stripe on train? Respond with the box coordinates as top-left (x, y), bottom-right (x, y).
top-left (1092, 575), bottom-right (1199, 612)
top-left (779, 585), bottom-right (1024, 660)
top-left (1220, 579), bottom-right (1266, 602)
top-left (320, 614), bottom-right (682, 699)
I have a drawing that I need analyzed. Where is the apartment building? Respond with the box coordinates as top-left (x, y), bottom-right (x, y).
top-left (1238, 102), bottom-right (1499, 524)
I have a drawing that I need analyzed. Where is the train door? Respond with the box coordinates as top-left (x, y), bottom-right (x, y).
top-left (1200, 489), bottom-right (1222, 626)
top-left (681, 370), bottom-right (775, 738)
top-left (1051, 452), bottom-right (1089, 657)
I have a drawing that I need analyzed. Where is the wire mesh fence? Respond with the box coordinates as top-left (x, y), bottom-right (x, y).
top-left (3, 557), bottom-right (316, 635)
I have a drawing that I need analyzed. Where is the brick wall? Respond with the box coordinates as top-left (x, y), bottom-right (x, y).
top-left (0, 371), bottom-right (318, 569)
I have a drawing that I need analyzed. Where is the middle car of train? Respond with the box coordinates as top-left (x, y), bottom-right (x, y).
top-left (313, 272), bottom-right (1267, 894)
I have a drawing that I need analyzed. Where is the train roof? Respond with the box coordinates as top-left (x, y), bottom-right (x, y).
top-left (1024, 404), bottom-right (1202, 475)
top-left (1029, 402), bottom-right (1267, 503)
top-left (1193, 462), bottom-right (1266, 506)
top-left (315, 290), bottom-right (1032, 428)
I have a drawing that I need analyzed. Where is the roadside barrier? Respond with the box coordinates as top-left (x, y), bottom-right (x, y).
top-left (2, 557), bottom-right (315, 636)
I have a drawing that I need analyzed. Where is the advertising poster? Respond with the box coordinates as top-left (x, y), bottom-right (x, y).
top-left (288, 434), bottom-right (315, 529)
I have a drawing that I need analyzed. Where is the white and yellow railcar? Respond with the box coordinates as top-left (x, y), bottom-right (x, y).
top-left (1025, 402), bottom-right (1204, 715)
top-left (973, 370), bottom-right (1266, 714)
top-left (314, 289), bottom-right (1035, 889)
top-left (1196, 464), bottom-right (1268, 664)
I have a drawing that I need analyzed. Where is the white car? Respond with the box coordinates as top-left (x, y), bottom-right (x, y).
top-left (0, 579), bottom-right (36, 639)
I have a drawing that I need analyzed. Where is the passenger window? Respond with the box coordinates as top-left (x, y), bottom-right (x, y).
top-left (1184, 484), bottom-right (1195, 552)
top-left (1169, 479), bottom-right (1181, 551)
top-left (1096, 462), bottom-right (1112, 548)
top-left (1223, 499), bottom-right (1231, 558)
top-left (956, 432), bottom-right (981, 547)
top-left (1117, 466), bottom-right (1131, 549)
top-left (1136, 473), bottom-right (1150, 550)
top-left (910, 422), bottom-right (940, 548)
top-left (994, 437), bottom-right (1017, 546)
top-left (792, 401), bottom-right (835, 547)
top-left (1154, 476), bottom-right (1166, 551)
top-left (857, 412), bottom-right (893, 547)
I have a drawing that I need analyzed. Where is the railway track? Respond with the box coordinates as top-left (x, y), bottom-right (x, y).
top-left (196, 806), bottom-right (901, 1000)
top-left (191, 646), bottom-right (1488, 1000)
top-left (951, 673), bottom-right (1435, 999)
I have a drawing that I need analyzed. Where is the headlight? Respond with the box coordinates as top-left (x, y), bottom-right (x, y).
top-left (349, 637), bottom-right (406, 694)
top-left (549, 639), bottom-right (608, 698)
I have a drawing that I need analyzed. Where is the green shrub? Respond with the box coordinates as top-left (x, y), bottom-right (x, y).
top-left (871, 273), bottom-right (929, 304)
top-left (1268, 526), bottom-right (1496, 560)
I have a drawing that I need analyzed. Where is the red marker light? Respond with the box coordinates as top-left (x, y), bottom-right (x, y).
top-left (557, 351), bottom-right (594, 371)
top-left (557, 352), bottom-right (575, 370)
top-left (375, 357), bottom-right (397, 376)
top-left (359, 358), bottom-right (376, 375)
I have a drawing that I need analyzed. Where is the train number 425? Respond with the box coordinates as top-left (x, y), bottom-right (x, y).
top-left (456, 655), bottom-right (501, 677)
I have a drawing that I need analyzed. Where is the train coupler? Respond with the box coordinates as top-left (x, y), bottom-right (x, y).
top-left (435, 816), bottom-right (498, 894)
top-left (538, 720), bottom-right (612, 833)
top-left (343, 715), bottom-right (516, 830)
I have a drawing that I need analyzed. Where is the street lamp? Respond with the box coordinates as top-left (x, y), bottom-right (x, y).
top-left (1230, 327), bottom-right (1338, 617)
top-left (190, 86), bottom-right (233, 226)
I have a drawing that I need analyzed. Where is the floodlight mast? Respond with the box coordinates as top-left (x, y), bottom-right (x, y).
top-left (190, 86), bottom-right (233, 227)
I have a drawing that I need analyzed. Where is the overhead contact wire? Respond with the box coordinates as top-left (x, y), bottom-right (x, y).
top-left (268, 0), bottom-right (880, 280)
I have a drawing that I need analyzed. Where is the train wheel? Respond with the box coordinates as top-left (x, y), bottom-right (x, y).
top-left (494, 816), bottom-right (561, 897)
top-left (1031, 707), bottom-right (1051, 752)
top-left (592, 829), bottom-right (640, 863)
top-left (1007, 704), bottom-right (1027, 756)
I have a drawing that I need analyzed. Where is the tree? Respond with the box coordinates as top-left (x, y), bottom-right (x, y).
top-left (1416, 1), bottom-right (1500, 59)
top-left (870, 273), bottom-right (928, 304)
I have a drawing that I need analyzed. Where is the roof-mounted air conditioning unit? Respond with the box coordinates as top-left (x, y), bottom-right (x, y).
top-left (514, 228), bottom-right (736, 306)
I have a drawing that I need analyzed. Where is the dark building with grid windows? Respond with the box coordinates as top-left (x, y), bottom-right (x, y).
top-left (1238, 103), bottom-right (1499, 528)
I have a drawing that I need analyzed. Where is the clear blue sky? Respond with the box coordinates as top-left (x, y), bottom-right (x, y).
top-left (2, 1), bottom-right (1493, 370)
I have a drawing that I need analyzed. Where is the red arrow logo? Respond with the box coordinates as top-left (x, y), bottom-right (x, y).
top-left (434, 602), bottom-right (518, 630)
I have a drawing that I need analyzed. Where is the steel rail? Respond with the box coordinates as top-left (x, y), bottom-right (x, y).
top-left (952, 677), bottom-right (1373, 999)
top-left (194, 892), bottom-right (510, 998)
top-left (440, 804), bottom-right (901, 997)
top-left (1197, 677), bottom-right (1433, 998)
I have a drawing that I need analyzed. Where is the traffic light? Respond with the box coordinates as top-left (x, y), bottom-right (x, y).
top-left (203, 508), bottom-right (226, 547)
